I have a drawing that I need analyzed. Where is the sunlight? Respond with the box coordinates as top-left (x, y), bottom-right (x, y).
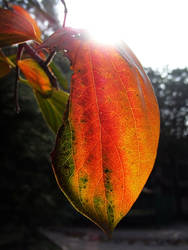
top-left (55, 0), bottom-right (188, 69)
top-left (55, 0), bottom-right (160, 64)
top-left (56, 0), bottom-right (130, 44)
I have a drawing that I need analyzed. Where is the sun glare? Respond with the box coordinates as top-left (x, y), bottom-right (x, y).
top-left (56, 0), bottom-right (188, 69)
top-left (57, 0), bottom-right (128, 44)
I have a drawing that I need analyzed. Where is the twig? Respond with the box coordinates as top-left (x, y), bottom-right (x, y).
top-left (15, 45), bottom-right (24, 114)
top-left (44, 50), bottom-right (56, 66)
top-left (21, 43), bottom-right (59, 89)
top-left (61, 0), bottom-right (68, 27)
top-left (14, 42), bottom-right (59, 113)
top-left (2, 0), bottom-right (13, 10)
top-left (2, 0), bottom-right (9, 8)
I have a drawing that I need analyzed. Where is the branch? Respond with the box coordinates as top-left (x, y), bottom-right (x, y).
top-left (21, 43), bottom-right (58, 90)
top-left (15, 45), bottom-right (24, 114)
top-left (61, 0), bottom-right (68, 28)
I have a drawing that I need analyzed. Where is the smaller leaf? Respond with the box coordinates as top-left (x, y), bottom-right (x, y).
top-left (18, 58), bottom-right (52, 97)
top-left (37, 27), bottom-right (84, 53)
top-left (35, 89), bottom-right (69, 133)
top-left (37, 28), bottom-right (72, 51)
top-left (0, 55), bottom-right (11, 77)
top-left (0, 5), bottom-right (41, 47)
top-left (50, 62), bottom-right (69, 91)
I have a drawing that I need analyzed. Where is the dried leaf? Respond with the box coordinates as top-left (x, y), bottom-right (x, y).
top-left (0, 5), bottom-right (41, 47)
top-left (51, 36), bottom-right (160, 235)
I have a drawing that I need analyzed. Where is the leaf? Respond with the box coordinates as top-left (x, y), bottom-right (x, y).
top-left (18, 58), bottom-right (52, 97)
top-left (0, 55), bottom-right (11, 77)
top-left (0, 5), bottom-right (41, 47)
top-left (18, 57), bottom-right (69, 133)
top-left (50, 62), bottom-right (69, 91)
top-left (12, 5), bottom-right (41, 42)
top-left (51, 36), bottom-right (160, 235)
top-left (35, 89), bottom-right (69, 133)
top-left (37, 27), bottom-right (79, 52)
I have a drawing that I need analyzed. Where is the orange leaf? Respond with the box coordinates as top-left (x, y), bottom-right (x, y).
top-left (0, 55), bottom-right (11, 77)
top-left (18, 58), bottom-right (52, 97)
top-left (0, 5), bottom-right (41, 47)
top-left (12, 5), bottom-right (41, 42)
top-left (51, 35), bottom-right (160, 235)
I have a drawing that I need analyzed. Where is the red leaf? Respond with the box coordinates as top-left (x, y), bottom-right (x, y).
top-left (0, 5), bottom-right (41, 47)
top-left (37, 27), bottom-right (79, 52)
top-left (51, 33), bottom-right (160, 235)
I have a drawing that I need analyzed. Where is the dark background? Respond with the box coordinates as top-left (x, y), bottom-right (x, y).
top-left (0, 0), bottom-right (188, 249)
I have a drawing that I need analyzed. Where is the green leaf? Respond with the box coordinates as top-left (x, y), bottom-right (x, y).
top-left (50, 62), bottom-right (69, 91)
top-left (35, 89), bottom-right (69, 133)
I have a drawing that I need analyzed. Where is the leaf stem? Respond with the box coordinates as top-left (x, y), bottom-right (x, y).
top-left (14, 44), bottom-right (24, 114)
top-left (44, 50), bottom-right (56, 66)
top-left (21, 43), bottom-right (59, 89)
top-left (61, 0), bottom-right (68, 27)
top-left (14, 42), bottom-right (60, 113)
top-left (2, 0), bottom-right (9, 9)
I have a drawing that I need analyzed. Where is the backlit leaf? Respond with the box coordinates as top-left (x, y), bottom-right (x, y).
top-left (0, 5), bottom-right (41, 47)
top-left (37, 27), bottom-right (79, 52)
top-left (18, 58), bottom-right (52, 97)
top-left (51, 35), bottom-right (160, 235)
top-left (35, 89), bottom-right (69, 134)
top-left (50, 62), bottom-right (69, 91)
top-left (12, 5), bottom-right (41, 42)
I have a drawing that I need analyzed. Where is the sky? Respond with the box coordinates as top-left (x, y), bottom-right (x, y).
top-left (56, 0), bottom-right (188, 70)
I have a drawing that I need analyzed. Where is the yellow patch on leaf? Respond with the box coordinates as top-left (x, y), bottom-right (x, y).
top-left (18, 58), bottom-right (52, 97)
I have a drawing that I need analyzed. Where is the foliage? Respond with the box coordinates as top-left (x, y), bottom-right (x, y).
top-left (0, 3), bottom-right (69, 132)
top-left (51, 35), bottom-right (159, 234)
top-left (0, 0), bottom-right (161, 236)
